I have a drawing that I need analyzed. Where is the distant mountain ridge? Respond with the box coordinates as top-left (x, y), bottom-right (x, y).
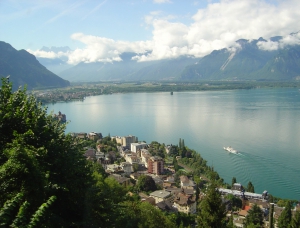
top-left (37, 33), bottom-right (300, 82)
top-left (181, 35), bottom-right (300, 81)
top-left (0, 41), bottom-right (70, 90)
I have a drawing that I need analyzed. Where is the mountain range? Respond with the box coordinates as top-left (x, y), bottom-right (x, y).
top-left (0, 41), bottom-right (70, 90)
top-left (39, 34), bottom-right (300, 82)
top-left (2, 33), bottom-right (300, 85)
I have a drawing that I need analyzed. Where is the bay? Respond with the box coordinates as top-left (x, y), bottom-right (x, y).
top-left (46, 88), bottom-right (300, 200)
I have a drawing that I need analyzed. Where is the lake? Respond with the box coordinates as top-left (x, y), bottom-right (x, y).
top-left (46, 88), bottom-right (300, 200)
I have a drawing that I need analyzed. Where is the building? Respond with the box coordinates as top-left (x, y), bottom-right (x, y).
top-left (180, 175), bottom-right (196, 189)
top-left (149, 190), bottom-right (171, 204)
top-left (131, 142), bottom-right (147, 153)
top-left (111, 135), bottom-right (138, 148)
top-left (218, 188), bottom-right (269, 200)
top-left (77, 132), bottom-right (87, 139)
top-left (88, 132), bottom-right (102, 141)
top-left (120, 162), bottom-right (133, 174)
top-left (53, 111), bottom-right (66, 123)
top-left (109, 174), bottom-right (131, 187)
top-left (148, 156), bottom-right (164, 175)
top-left (84, 148), bottom-right (96, 159)
top-left (141, 149), bottom-right (151, 168)
top-left (125, 153), bottom-right (139, 164)
top-left (173, 189), bottom-right (197, 214)
top-left (232, 183), bottom-right (243, 191)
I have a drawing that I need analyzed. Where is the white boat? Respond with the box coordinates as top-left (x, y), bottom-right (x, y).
top-left (223, 146), bottom-right (238, 154)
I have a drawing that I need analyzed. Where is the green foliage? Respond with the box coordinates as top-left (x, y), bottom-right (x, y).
top-left (136, 175), bottom-right (157, 192)
top-left (197, 181), bottom-right (227, 228)
top-left (247, 181), bottom-right (255, 193)
top-left (245, 204), bottom-right (264, 227)
top-left (0, 193), bottom-right (24, 227)
top-left (277, 201), bottom-right (292, 228)
top-left (0, 194), bottom-right (56, 228)
top-left (83, 168), bottom-right (127, 228)
top-left (0, 77), bottom-right (90, 226)
top-left (232, 177), bottom-right (237, 187)
top-left (116, 201), bottom-right (176, 228)
top-left (224, 194), bottom-right (242, 210)
top-left (226, 214), bottom-right (235, 228)
top-left (290, 210), bottom-right (300, 228)
top-left (27, 196), bottom-right (56, 228)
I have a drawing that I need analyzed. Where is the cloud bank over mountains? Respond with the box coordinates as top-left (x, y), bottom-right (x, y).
top-left (28, 0), bottom-right (300, 65)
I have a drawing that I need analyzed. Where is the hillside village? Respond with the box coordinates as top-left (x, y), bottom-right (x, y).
top-left (74, 132), bottom-right (300, 228)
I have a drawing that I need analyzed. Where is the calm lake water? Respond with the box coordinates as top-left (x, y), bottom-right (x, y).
top-left (46, 88), bottom-right (300, 200)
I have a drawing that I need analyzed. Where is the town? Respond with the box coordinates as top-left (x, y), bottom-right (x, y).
top-left (73, 132), bottom-right (300, 228)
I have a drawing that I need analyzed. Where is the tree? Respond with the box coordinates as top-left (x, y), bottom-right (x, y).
top-left (277, 201), bottom-right (292, 228)
top-left (116, 201), bottom-right (176, 228)
top-left (136, 175), bottom-right (157, 192)
top-left (245, 204), bottom-right (264, 227)
top-left (0, 77), bottom-right (91, 226)
top-left (232, 177), bottom-right (237, 187)
top-left (132, 163), bottom-right (139, 172)
top-left (247, 181), bottom-right (255, 193)
top-left (225, 194), bottom-right (242, 210)
top-left (197, 180), bottom-right (227, 228)
top-left (227, 214), bottom-right (235, 228)
top-left (290, 210), bottom-right (300, 228)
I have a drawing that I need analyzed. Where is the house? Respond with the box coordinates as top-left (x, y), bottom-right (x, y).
top-left (77, 132), bottom-right (87, 139)
top-left (142, 197), bottom-right (156, 206)
top-left (53, 111), bottom-right (66, 123)
top-left (106, 164), bottom-right (122, 173)
top-left (109, 174), bottom-right (131, 187)
top-left (88, 132), bottom-right (102, 141)
top-left (156, 200), bottom-right (178, 213)
top-left (125, 153), bottom-right (139, 164)
top-left (95, 151), bottom-right (104, 160)
top-left (248, 199), bottom-right (269, 209)
top-left (120, 162), bottom-right (133, 174)
top-left (149, 190), bottom-right (171, 204)
top-left (180, 175), bottom-right (196, 189)
top-left (232, 183), bottom-right (243, 191)
top-left (84, 148), bottom-right (96, 159)
top-left (173, 189), bottom-right (197, 214)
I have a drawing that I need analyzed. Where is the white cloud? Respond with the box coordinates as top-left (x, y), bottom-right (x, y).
top-left (27, 49), bottom-right (69, 59)
top-left (257, 33), bottom-right (300, 51)
top-left (67, 33), bottom-right (153, 64)
top-left (153, 0), bottom-right (172, 4)
top-left (29, 0), bottom-right (300, 64)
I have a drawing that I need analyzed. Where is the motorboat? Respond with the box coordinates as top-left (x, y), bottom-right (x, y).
top-left (223, 146), bottom-right (238, 154)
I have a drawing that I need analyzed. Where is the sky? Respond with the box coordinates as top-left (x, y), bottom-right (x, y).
top-left (1, 0), bottom-right (300, 65)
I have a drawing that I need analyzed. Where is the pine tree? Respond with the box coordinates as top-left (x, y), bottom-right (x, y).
top-left (232, 177), bottom-right (237, 187)
top-left (290, 210), bottom-right (300, 228)
top-left (277, 201), bottom-right (292, 228)
top-left (197, 180), bottom-right (226, 228)
top-left (247, 181), bottom-right (255, 193)
top-left (245, 204), bottom-right (264, 227)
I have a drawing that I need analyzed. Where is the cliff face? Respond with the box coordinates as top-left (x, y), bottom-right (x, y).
top-left (0, 41), bottom-right (70, 90)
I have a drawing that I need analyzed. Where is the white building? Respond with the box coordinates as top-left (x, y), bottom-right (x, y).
top-left (131, 142), bottom-right (147, 153)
